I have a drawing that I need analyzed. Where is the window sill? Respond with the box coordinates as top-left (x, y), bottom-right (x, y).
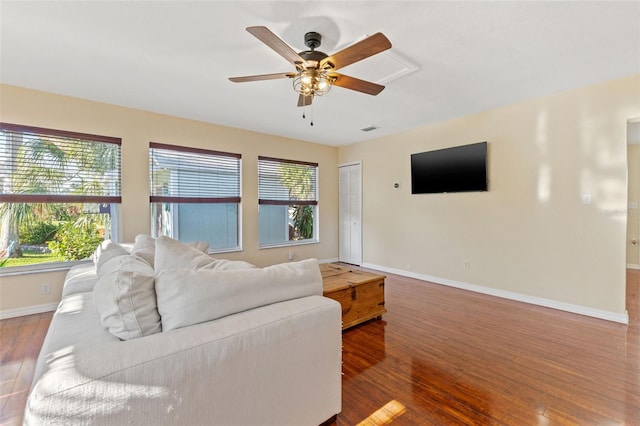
top-left (259, 240), bottom-right (319, 250)
top-left (208, 247), bottom-right (243, 255)
top-left (0, 259), bottom-right (91, 277)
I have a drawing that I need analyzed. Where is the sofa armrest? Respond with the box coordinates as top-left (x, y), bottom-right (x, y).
top-left (25, 295), bottom-right (342, 426)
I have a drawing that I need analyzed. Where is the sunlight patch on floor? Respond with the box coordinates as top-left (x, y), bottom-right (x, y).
top-left (356, 399), bottom-right (406, 426)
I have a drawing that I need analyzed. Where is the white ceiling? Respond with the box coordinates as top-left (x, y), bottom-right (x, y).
top-left (1, 1), bottom-right (639, 146)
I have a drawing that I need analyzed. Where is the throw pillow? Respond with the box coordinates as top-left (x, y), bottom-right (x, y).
top-left (128, 234), bottom-right (211, 269)
top-left (154, 236), bottom-right (254, 272)
top-left (93, 254), bottom-right (161, 340)
top-left (156, 258), bottom-right (322, 331)
top-left (206, 259), bottom-right (257, 270)
top-left (93, 240), bottom-right (130, 274)
top-left (189, 240), bottom-right (210, 254)
top-left (155, 236), bottom-right (213, 271)
top-left (130, 234), bottom-right (156, 267)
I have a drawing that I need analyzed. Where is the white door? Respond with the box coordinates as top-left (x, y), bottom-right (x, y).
top-left (339, 163), bottom-right (362, 265)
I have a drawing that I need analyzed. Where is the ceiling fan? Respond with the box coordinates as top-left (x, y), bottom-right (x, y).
top-left (229, 26), bottom-right (392, 109)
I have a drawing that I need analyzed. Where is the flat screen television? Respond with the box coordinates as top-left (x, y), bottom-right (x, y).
top-left (411, 141), bottom-right (488, 194)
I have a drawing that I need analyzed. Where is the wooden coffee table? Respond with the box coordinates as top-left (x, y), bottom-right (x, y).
top-left (320, 263), bottom-right (386, 330)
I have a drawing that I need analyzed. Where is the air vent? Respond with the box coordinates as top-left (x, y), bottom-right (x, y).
top-left (361, 125), bottom-right (379, 132)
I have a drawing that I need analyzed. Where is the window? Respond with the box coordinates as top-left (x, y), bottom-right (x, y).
top-left (0, 123), bottom-right (121, 268)
top-left (258, 156), bottom-right (318, 247)
top-left (149, 142), bottom-right (241, 252)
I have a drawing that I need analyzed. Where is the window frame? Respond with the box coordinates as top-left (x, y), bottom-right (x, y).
top-left (258, 155), bottom-right (319, 248)
top-left (148, 142), bottom-right (242, 253)
top-left (0, 122), bottom-right (122, 273)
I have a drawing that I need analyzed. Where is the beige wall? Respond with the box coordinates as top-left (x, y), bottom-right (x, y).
top-left (2, 76), bottom-right (639, 318)
top-left (628, 143), bottom-right (640, 266)
top-left (0, 84), bottom-right (339, 313)
top-left (339, 75), bottom-right (640, 318)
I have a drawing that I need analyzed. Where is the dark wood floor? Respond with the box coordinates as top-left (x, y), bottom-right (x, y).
top-left (1, 270), bottom-right (639, 425)
top-left (334, 268), bottom-right (640, 425)
top-left (0, 310), bottom-right (52, 426)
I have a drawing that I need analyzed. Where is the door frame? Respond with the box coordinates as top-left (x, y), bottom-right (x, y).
top-left (338, 161), bottom-right (363, 265)
top-left (628, 118), bottom-right (640, 269)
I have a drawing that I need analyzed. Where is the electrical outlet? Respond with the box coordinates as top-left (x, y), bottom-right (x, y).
top-left (288, 252), bottom-right (294, 261)
top-left (41, 283), bottom-right (51, 295)
top-left (464, 261), bottom-right (471, 271)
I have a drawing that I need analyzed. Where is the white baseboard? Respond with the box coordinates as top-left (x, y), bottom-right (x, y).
top-left (363, 263), bottom-right (629, 325)
top-left (0, 303), bottom-right (58, 320)
top-left (4, 263), bottom-right (629, 323)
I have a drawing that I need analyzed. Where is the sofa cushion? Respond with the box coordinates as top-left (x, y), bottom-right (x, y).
top-left (155, 236), bottom-right (254, 272)
top-left (93, 254), bottom-right (161, 340)
top-left (156, 258), bottom-right (322, 331)
top-left (31, 291), bottom-right (120, 385)
top-left (61, 263), bottom-right (99, 297)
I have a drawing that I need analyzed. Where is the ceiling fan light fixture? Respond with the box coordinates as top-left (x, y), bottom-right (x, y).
top-left (301, 73), bottom-right (313, 85)
top-left (293, 68), bottom-right (333, 98)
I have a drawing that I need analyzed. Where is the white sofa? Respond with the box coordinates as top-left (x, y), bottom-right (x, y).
top-left (24, 236), bottom-right (342, 426)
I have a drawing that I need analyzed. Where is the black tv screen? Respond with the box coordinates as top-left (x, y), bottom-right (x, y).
top-left (411, 142), bottom-right (488, 194)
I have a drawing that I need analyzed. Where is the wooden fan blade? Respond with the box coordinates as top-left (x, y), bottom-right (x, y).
top-left (246, 26), bottom-right (307, 66)
top-left (229, 72), bottom-right (295, 83)
top-left (321, 33), bottom-right (391, 71)
top-left (297, 94), bottom-right (313, 107)
top-left (330, 73), bottom-right (385, 95)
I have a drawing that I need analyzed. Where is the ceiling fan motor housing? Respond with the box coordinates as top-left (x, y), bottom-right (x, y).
top-left (299, 50), bottom-right (329, 64)
top-left (304, 31), bottom-right (322, 50)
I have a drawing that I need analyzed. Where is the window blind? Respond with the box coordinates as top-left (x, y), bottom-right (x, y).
top-left (149, 142), bottom-right (241, 203)
top-left (258, 156), bottom-right (318, 206)
top-left (0, 123), bottom-right (121, 203)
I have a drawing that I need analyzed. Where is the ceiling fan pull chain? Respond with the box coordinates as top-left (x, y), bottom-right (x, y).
top-left (302, 104), bottom-right (314, 126)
